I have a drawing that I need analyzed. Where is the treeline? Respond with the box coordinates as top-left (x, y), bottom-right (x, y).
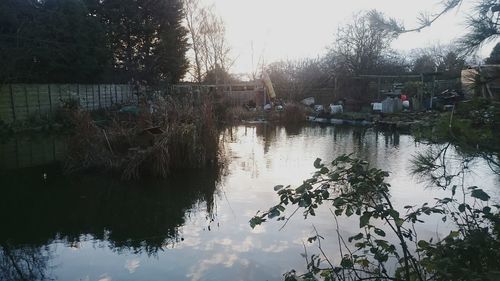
top-left (267, 10), bottom-right (500, 102)
top-left (0, 0), bottom-right (188, 85)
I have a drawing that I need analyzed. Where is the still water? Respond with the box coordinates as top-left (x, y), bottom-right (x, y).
top-left (1, 125), bottom-right (498, 281)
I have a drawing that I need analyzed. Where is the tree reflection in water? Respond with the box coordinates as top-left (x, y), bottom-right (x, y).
top-left (411, 142), bottom-right (500, 189)
top-left (0, 164), bottom-right (221, 280)
top-left (0, 243), bottom-right (53, 281)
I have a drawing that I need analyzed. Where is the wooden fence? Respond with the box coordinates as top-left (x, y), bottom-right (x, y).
top-left (0, 84), bottom-right (134, 123)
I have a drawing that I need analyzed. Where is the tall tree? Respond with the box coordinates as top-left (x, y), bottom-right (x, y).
top-left (437, 51), bottom-right (466, 78)
top-left (0, 0), bottom-right (110, 83)
top-left (183, 0), bottom-right (232, 84)
top-left (323, 11), bottom-right (398, 101)
top-left (327, 11), bottom-right (396, 76)
top-left (410, 46), bottom-right (466, 77)
top-left (412, 54), bottom-right (437, 74)
top-left (267, 58), bottom-right (329, 100)
top-left (85, 0), bottom-right (189, 84)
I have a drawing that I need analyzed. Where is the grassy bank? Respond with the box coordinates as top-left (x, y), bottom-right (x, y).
top-left (413, 98), bottom-right (500, 153)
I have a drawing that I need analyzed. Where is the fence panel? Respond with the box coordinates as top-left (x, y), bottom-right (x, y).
top-left (0, 83), bottom-right (132, 123)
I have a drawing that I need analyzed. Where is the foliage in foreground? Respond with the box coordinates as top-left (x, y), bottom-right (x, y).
top-left (250, 154), bottom-right (500, 281)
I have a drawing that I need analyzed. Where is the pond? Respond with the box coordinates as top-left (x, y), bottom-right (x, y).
top-left (1, 124), bottom-right (498, 281)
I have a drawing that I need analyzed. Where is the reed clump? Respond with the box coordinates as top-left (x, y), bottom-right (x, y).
top-left (280, 102), bottom-right (306, 123)
top-left (65, 94), bottom-right (221, 180)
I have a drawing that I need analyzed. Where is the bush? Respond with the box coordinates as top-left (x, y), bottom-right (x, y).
top-left (281, 103), bottom-right (306, 123)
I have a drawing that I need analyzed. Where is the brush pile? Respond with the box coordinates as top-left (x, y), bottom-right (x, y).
top-left (65, 94), bottom-right (220, 180)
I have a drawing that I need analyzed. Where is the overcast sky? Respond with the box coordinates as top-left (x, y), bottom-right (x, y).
top-left (200, 0), bottom-right (498, 75)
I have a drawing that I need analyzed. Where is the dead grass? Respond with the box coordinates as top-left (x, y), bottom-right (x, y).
top-left (281, 102), bottom-right (306, 123)
top-left (65, 95), bottom-right (221, 180)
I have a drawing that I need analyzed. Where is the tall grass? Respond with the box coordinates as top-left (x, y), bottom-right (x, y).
top-left (281, 102), bottom-right (306, 123)
top-left (65, 94), bottom-right (221, 180)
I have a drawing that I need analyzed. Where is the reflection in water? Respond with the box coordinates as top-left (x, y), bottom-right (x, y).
top-left (0, 125), bottom-right (497, 281)
top-left (0, 136), bottom-right (66, 170)
top-left (411, 143), bottom-right (500, 190)
top-left (0, 164), bottom-right (220, 280)
top-left (0, 243), bottom-right (53, 281)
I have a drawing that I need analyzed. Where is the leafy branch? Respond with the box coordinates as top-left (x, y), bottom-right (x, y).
top-left (250, 154), bottom-right (500, 281)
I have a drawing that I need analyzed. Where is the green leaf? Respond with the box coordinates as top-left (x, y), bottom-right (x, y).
top-left (345, 206), bottom-right (354, 217)
top-left (274, 185), bottom-right (284, 191)
top-left (374, 228), bottom-right (386, 237)
top-left (322, 190), bottom-right (330, 199)
top-left (340, 257), bottom-right (353, 268)
top-left (388, 209), bottom-right (400, 220)
top-left (298, 198), bottom-right (308, 207)
top-left (249, 216), bottom-right (265, 228)
top-left (319, 167), bottom-right (329, 174)
top-left (268, 208), bottom-right (280, 219)
top-left (417, 240), bottom-right (429, 249)
top-left (333, 197), bottom-right (344, 207)
top-left (313, 158), bottom-right (323, 168)
top-left (354, 242), bottom-right (365, 248)
top-left (447, 231), bottom-right (460, 239)
top-left (348, 232), bottom-right (363, 242)
top-left (458, 203), bottom-right (466, 212)
top-left (471, 189), bottom-right (490, 201)
top-left (295, 184), bottom-right (306, 193)
top-left (307, 236), bottom-right (317, 243)
top-left (360, 212), bottom-right (371, 228)
top-left (356, 258), bottom-right (370, 267)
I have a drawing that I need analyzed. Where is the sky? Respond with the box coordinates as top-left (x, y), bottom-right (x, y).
top-left (200, 0), bottom-right (498, 75)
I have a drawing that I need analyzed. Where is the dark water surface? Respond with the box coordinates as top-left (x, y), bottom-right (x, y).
top-left (1, 125), bottom-right (498, 281)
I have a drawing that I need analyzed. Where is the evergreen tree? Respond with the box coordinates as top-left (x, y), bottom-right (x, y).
top-left (0, 0), bottom-right (111, 83)
top-left (485, 42), bottom-right (500, 64)
top-left (438, 51), bottom-right (466, 78)
top-left (85, 0), bottom-right (188, 84)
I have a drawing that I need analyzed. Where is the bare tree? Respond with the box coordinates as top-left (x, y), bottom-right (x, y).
top-left (267, 58), bottom-right (329, 100)
top-left (328, 11), bottom-right (396, 76)
top-left (184, 0), bottom-right (204, 83)
top-left (408, 44), bottom-right (466, 77)
top-left (183, 0), bottom-right (232, 84)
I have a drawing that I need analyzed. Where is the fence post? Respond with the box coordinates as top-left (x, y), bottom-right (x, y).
top-left (114, 84), bottom-right (118, 103)
top-left (98, 84), bottom-right (101, 109)
top-left (48, 84), bottom-right (53, 115)
top-left (85, 85), bottom-right (89, 110)
top-left (92, 85), bottom-right (96, 110)
top-left (77, 84), bottom-right (80, 106)
top-left (108, 84), bottom-right (112, 106)
top-left (24, 85), bottom-right (29, 116)
top-left (9, 84), bottom-right (16, 121)
top-left (58, 84), bottom-right (62, 106)
top-left (120, 85), bottom-right (123, 104)
top-left (37, 84), bottom-right (41, 118)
